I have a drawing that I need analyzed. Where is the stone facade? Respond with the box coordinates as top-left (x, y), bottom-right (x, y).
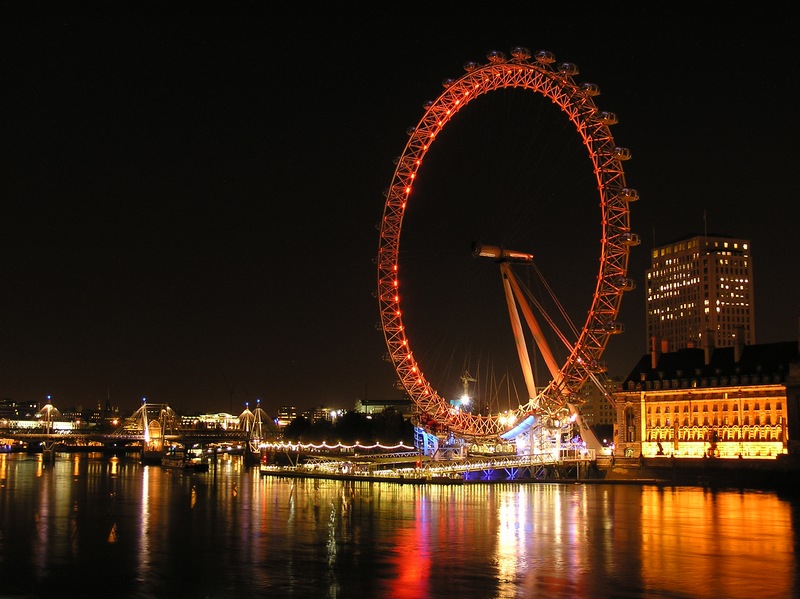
top-left (613, 341), bottom-right (799, 459)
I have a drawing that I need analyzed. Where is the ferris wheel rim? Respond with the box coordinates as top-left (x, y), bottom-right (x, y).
top-left (376, 47), bottom-right (637, 440)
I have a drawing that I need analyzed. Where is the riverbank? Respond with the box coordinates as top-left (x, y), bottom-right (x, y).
top-left (602, 455), bottom-right (800, 492)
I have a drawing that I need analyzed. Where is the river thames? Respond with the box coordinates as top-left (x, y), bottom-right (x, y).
top-left (0, 452), bottom-right (797, 599)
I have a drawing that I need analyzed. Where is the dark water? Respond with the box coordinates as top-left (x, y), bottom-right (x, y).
top-left (0, 452), bottom-right (797, 599)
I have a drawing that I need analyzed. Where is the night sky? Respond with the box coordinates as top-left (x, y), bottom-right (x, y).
top-left (2, 3), bottom-right (798, 418)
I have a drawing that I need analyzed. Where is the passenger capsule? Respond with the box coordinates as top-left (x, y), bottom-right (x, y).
top-left (442, 78), bottom-right (456, 88)
top-left (463, 60), bottom-right (480, 72)
top-left (587, 360), bottom-right (608, 373)
top-left (487, 50), bottom-right (507, 63)
top-left (535, 50), bottom-right (556, 64)
top-left (618, 232), bottom-right (641, 246)
top-left (423, 100), bottom-right (434, 111)
top-left (618, 188), bottom-right (639, 202)
top-left (580, 82), bottom-right (601, 96)
top-left (612, 147), bottom-right (632, 160)
top-left (606, 322), bottom-right (624, 334)
top-left (610, 276), bottom-right (636, 291)
top-left (511, 46), bottom-right (531, 60)
top-left (596, 321), bottom-right (624, 334)
top-left (557, 62), bottom-right (579, 76)
top-left (597, 111), bottom-right (618, 125)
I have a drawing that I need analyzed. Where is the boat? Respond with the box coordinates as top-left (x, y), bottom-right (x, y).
top-left (0, 440), bottom-right (26, 453)
top-left (161, 444), bottom-right (210, 472)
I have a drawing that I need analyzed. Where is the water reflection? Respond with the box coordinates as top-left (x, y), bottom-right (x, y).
top-left (0, 453), bottom-right (797, 598)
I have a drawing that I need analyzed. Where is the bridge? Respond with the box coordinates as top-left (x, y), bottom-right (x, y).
top-left (2, 429), bottom-right (250, 450)
top-left (0, 399), bottom-right (272, 461)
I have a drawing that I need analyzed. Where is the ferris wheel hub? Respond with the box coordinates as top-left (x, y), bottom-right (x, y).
top-left (471, 242), bottom-right (534, 263)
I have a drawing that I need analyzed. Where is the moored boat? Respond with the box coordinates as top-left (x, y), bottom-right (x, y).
top-left (0, 440), bottom-right (26, 453)
top-left (161, 444), bottom-right (209, 472)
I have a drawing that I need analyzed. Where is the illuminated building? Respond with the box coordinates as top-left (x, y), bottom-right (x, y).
top-left (646, 234), bottom-right (754, 353)
top-left (179, 412), bottom-right (240, 429)
top-left (0, 398), bottom-right (23, 419)
top-left (276, 405), bottom-right (298, 428)
top-left (309, 406), bottom-right (336, 422)
top-left (613, 340), bottom-right (800, 459)
top-left (354, 397), bottom-right (412, 417)
top-left (578, 376), bottom-right (619, 434)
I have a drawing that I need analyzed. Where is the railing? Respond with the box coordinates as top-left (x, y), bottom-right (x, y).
top-left (277, 448), bottom-right (596, 478)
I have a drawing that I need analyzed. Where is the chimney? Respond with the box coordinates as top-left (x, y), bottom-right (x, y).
top-left (705, 329), bottom-right (716, 365)
top-left (734, 326), bottom-right (745, 363)
top-left (651, 336), bottom-right (661, 369)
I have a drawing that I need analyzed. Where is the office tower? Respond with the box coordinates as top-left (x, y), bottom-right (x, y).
top-left (646, 234), bottom-right (754, 354)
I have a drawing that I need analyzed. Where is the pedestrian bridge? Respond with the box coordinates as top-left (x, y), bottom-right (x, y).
top-left (0, 428), bottom-right (250, 449)
top-left (0, 399), bottom-right (270, 454)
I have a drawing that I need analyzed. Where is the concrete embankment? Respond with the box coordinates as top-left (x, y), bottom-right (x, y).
top-left (599, 456), bottom-right (800, 491)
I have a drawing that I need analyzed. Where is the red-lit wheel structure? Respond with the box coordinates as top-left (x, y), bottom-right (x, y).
top-left (376, 47), bottom-right (639, 448)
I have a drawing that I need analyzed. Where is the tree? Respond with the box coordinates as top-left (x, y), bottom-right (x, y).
top-left (282, 416), bottom-right (312, 442)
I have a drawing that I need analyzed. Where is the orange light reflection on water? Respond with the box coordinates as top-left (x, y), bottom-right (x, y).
top-left (638, 486), bottom-right (795, 598)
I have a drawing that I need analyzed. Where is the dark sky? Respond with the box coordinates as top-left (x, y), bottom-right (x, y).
top-left (2, 3), bottom-right (798, 418)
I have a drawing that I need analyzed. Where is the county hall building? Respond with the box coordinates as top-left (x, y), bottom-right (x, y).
top-left (613, 233), bottom-right (800, 459)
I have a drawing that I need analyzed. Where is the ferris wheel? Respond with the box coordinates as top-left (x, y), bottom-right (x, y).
top-left (376, 47), bottom-right (639, 444)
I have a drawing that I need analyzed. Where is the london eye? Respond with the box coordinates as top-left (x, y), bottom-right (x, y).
top-left (376, 47), bottom-right (639, 452)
